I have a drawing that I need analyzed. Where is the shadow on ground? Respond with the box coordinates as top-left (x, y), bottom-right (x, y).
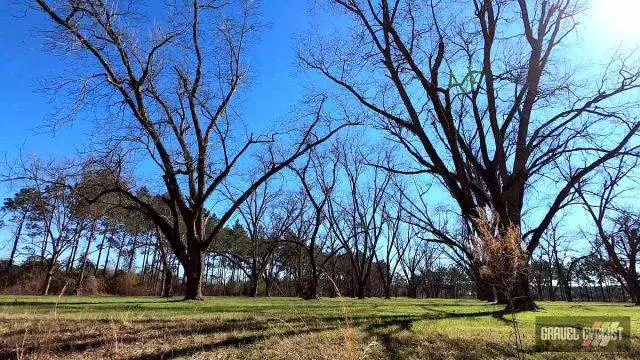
top-left (0, 305), bottom-right (513, 360)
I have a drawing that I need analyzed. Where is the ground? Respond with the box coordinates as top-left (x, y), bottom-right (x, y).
top-left (0, 296), bottom-right (638, 359)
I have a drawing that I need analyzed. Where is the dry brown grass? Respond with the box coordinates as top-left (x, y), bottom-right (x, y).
top-left (2, 296), bottom-right (640, 359)
top-left (0, 316), bottom-right (384, 359)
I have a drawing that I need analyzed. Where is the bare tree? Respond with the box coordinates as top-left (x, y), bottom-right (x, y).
top-left (576, 156), bottom-right (640, 304)
top-left (398, 231), bottom-right (441, 299)
top-left (222, 179), bottom-right (283, 297)
top-left (374, 188), bottom-right (410, 299)
top-left (288, 147), bottom-right (342, 299)
top-left (33, 0), bottom-right (353, 299)
top-left (326, 145), bottom-right (392, 299)
top-left (301, 0), bottom-right (640, 310)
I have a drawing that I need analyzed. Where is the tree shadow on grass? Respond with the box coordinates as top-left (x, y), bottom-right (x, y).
top-left (125, 324), bottom-right (338, 360)
top-left (0, 302), bottom-right (517, 359)
top-left (359, 308), bottom-right (514, 359)
top-left (0, 317), bottom-right (280, 360)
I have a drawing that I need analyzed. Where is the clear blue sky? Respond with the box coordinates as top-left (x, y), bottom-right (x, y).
top-left (0, 0), bottom-right (329, 196)
top-left (0, 0), bottom-right (639, 257)
top-left (1, 0), bottom-right (636, 192)
top-left (0, 0), bottom-right (334, 255)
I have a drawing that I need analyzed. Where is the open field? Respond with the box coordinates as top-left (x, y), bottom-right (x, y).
top-left (0, 296), bottom-right (639, 359)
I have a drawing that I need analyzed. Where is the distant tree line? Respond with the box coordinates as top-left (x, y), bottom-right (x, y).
top-left (1, 150), bottom-right (639, 304)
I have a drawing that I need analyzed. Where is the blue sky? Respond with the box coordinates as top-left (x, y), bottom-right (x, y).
top-left (1, 0), bottom-right (637, 193)
top-left (0, 0), bottom-right (333, 256)
top-left (1, 0), bottom-right (639, 259)
top-left (0, 0), bottom-right (327, 194)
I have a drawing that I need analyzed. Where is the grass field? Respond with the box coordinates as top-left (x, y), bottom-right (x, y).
top-left (0, 296), bottom-right (638, 359)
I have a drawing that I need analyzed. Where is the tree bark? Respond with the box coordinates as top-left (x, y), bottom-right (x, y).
top-left (356, 280), bottom-right (365, 299)
top-left (161, 268), bottom-right (173, 297)
top-left (248, 273), bottom-right (259, 297)
top-left (304, 270), bottom-right (320, 300)
top-left (7, 214), bottom-right (26, 268)
top-left (475, 278), bottom-right (495, 302)
top-left (42, 270), bottom-right (53, 296)
top-left (76, 222), bottom-right (97, 295)
top-left (183, 250), bottom-right (204, 300)
top-left (507, 272), bottom-right (538, 311)
top-left (127, 233), bottom-right (138, 271)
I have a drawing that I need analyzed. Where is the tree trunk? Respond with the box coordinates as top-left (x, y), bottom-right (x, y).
top-left (407, 277), bottom-right (418, 298)
top-left (626, 280), bottom-right (640, 305)
top-left (76, 222), bottom-right (97, 295)
top-left (304, 252), bottom-right (320, 300)
top-left (102, 239), bottom-right (112, 275)
top-left (475, 278), bottom-right (495, 302)
top-left (563, 278), bottom-right (573, 302)
top-left (507, 272), bottom-right (538, 311)
top-left (356, 279), bottom-right (365, 299)
top-left (66, 240), bottom-right (78, 273)
top-left (304, 270), bottom-right (320, 300)
top-left (183, 251), bottom-right (204, 300)
top-left (94, 233), bottom-right (106, 275)
top-left (40, 232), bottom-right (49, 261)
top-left (264, 275), bottom-right (272, 297)
top-left (42, 248), bottom-right (60, 296)
top-left (42, 271), bottom-right (53, 296)
top-left (42, 261), bottom-right (56, 296)
top-left (127, 233), bottom-right (138, 271)
top-left (162, 268), bottom-right (173, 297)
top-left (114, 249), bottom-right (122, 275)
top-left (7, 214), bottom-right (26, 268)
top-left (248, 273), bottom-right (259, 297)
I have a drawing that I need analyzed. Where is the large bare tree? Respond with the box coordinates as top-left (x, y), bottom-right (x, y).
top-left (33, 0), bottom-right (352, 299)
top-left (301, 0), bottom-right (640, 310)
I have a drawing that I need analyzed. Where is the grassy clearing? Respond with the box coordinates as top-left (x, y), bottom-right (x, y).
top-left (0, 296), bottom-right (638, 359)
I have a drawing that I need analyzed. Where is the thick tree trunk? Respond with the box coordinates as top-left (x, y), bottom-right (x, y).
top-left (383, 282), bottom-right (391, 299)
top-left (303, 252), bottom-right (320, 300)
top-left (356, 280), bottom-right (365, 299)
top-left (407, 277), bottom-right (418, 298)
top-left (507, 272), bottom-right (538, 311)
top-left (183, 251), bottom-right (204, 300)
top-left (562, 279), bottom-right (573, 302)
top-left (407, 288), bottom-right (417, 298)
top-left (264, 275), bottom-right (272, 297)
top-left (248, 273), bottom-right (259, 297)
top-left (304, 269), bottom-right (320, 300)
top-left (625, 280), bottom-right (640, 305)
top-left (475, 278), bottom-right (495, 302)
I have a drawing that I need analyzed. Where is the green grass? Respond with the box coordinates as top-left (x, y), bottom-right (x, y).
top-left (0, 296), bottom-right (639, 359)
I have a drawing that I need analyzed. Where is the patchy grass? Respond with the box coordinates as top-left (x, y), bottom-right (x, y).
top-left (0, 296), bottom-right (638, 359)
